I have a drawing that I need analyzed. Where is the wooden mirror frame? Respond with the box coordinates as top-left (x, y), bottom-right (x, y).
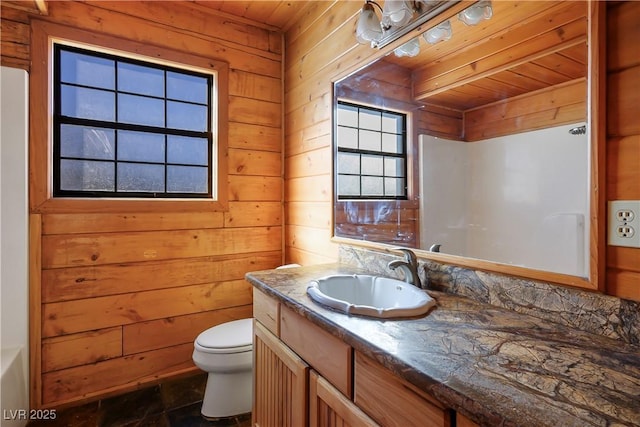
top-left (331, 0), bottom-right (605, 292)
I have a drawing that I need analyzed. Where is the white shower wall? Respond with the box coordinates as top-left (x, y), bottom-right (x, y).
top-left (1, 66), bottom-right (30, 423)
top-left (420, 123), bottom-right (589, 277)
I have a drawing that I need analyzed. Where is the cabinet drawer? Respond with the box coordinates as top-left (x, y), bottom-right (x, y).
top-left (355, 351), bottom-right (450, 427)
top-left (253, 287), bottom-right (279, 336)
top-left (280, 305), bottom-right (353, 398)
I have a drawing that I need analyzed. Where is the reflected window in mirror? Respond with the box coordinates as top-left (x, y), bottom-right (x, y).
top-left (336, 102), bottom-right (407, 200)
top-left (334, 100), bottom-right (419, 248)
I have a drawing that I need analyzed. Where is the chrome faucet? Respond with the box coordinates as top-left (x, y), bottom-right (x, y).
top-left (387, 248), bottom-right (422, 288)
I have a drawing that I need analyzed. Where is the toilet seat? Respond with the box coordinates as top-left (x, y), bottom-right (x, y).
top-left (195, 318), bottom-right (253, 354)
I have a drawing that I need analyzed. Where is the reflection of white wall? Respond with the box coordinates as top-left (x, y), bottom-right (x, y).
top-left (419, 138), bottom-right (469, 254)
top-left (1, 66), bottom-right (30, 417)
top-left (420, 123), bottom-right (589, 277)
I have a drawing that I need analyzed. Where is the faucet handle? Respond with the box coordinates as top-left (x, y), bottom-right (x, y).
top-left (389, 247), bottom-right (422, 288)
top-left (391, 247), bottom-right (417, 266)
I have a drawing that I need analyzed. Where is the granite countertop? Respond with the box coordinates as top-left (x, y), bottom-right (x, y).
top-left (245, 263), bottom-right (640, 427)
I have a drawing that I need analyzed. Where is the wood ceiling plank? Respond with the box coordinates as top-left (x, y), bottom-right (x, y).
top-left (413, 25), bottom-right (587, 101)
top-left (1, 0), bottom-right (47, 15)
top-left (559, 43), bottom-right (588, 66)
top-left (508, 61), bottom-right (576, 87)
top-left (467, 75), bottom-right (526, 101)
top-left (532, 52), bottom-right (588, 80)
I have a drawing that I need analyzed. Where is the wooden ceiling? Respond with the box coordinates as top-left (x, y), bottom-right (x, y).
top-left (2, 1), bottom-right (310, 31)
top-left (381, 0), bottom-right (588, 112)
top-left (2, 0), bottom-right (48, 14)
top-left (191, 1), bottom-right (310, 31)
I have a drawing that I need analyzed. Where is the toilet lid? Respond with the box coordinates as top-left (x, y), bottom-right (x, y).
top-left (195, 318), bottom-right (253, 352)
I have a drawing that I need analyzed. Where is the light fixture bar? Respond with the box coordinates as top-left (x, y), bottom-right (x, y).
top-left (372, 0), bottom-right (460, 48)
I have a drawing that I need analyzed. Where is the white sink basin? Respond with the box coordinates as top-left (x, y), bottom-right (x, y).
top-left (306, 274), bottom-right (436, 319)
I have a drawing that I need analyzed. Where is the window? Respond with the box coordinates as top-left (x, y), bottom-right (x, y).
top-left (53, 44), bottom-right (214, 198)
top-left (336, 102), bottom-right (407, 199)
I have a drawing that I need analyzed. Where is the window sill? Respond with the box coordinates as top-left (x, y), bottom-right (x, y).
top-left (31, 197), bottom-right (228, 214)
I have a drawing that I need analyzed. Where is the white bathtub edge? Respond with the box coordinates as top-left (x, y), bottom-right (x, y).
top-left (1, 346), bottom-right (28, 427)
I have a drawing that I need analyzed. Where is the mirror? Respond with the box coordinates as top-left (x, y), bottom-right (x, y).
top-left (333, 1), bottom-right (592, 281)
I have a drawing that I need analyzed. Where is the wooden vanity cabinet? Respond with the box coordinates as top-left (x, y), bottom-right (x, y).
top-left (354, 351), bottom-right (450, 427)
top-left (252, 287), bottom-right (479, 427)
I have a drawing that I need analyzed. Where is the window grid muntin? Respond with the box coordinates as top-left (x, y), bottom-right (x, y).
top-left (53, 44), bottom-right (213, 198)
top-left (336, 101), bottom-right (407, 200)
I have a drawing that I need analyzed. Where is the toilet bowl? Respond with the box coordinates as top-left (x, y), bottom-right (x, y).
top-left (192, 318), bottom-right (253, 419)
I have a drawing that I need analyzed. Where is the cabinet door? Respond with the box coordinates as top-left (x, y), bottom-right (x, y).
top-left (253, 321), bottom-right (309, 427)
top-left (354, 351), bottom-right (451, 427)
top-left (310, 370), bottom-right (379, 427)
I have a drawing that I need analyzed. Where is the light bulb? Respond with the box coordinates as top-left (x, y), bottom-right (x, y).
top-left (356, 3), bottom-right (383, 44)
top-left (394, 37), bottom-right (421, 57)
top-left (458, 1), bottom-right (493, 26)
top-left (423, 20), bottom-right (452, 44)
top-left (382, 0), bottom-right (414, 29)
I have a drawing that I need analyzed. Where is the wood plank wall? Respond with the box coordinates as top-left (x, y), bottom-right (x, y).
top-left (2, 1), bottom-right (283, 408)
top-left (284, 2), bottom-right (421, 263)
top-left (605, 1), bottom-right (640, 300)
top-left (464, 79), bottom-right (587, 141)
top-left (283, 1), bottom-right (350, 265)
top-left (1, 3), bottom-right (33, 68)
top-left (283, 1), bottom-right (639, 301)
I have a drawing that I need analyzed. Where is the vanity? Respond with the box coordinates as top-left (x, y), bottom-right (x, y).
top-left (246, 263), bottom-right (640, 427)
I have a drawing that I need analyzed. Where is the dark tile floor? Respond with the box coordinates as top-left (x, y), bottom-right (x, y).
top-left (27, 373), bottom-right (251, 427)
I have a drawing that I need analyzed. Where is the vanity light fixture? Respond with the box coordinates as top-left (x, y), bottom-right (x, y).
top-left (355, 0), bottom-right (458, 48)
top-left (458, 0), bottom-right (492, 26)
top-left (356, 1), bottom-right (492, 53)
top-left (423, 20), bottom-right (452, 44)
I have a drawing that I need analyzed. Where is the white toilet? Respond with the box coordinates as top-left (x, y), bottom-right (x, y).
top-left (192, 318), bottom-right (253, 419)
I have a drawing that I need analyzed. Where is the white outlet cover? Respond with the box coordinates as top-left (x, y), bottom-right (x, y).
top-left (608, 200), bottom-right (640, 248)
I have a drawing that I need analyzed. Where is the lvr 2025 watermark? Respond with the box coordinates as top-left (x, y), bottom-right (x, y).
top-left (3, 409), bottom-right (57, 421)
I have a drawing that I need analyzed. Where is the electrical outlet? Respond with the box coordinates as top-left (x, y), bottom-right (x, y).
top-left (608, 200), bottom-right (640, 248)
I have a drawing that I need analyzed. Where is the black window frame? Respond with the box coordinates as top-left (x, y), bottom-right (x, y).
top-left (52, 43), bottom-right (214, 199)
top-left (335, 101), bottom-right (408, 200)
